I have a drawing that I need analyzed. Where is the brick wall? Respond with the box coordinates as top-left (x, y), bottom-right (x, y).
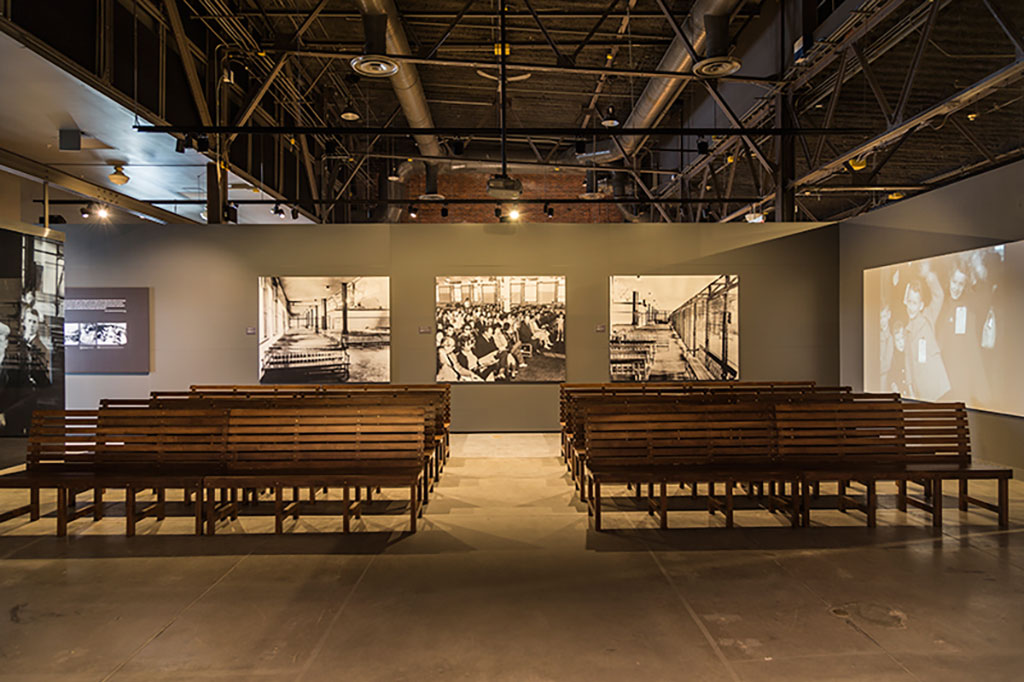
top-left (399, 171), bottom-right (626, 223)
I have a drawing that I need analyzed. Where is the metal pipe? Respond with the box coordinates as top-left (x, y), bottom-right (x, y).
top-left (574, 0), bottom-right (744, 164)
top-left (353, 0), bottom-right (443, 159)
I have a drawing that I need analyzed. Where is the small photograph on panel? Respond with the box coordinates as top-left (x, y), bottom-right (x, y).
top-left (610, 275), bottom-right (739, 382)
top-left (94, 322), bottom-right (128, 346)
top-left (64, 323), bottom-right (80, 346)
top-left (435, 275), bottom-right (566, 383)
top-left (258, 276), bottom-right (390, 383)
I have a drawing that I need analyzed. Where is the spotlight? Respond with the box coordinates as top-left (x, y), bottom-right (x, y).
top-left (849, 157), bottom-right (868, 171)
top-left (888, 191), bottom-right (905, 201)
top-left (508, 207), bottom-right (520, 221)
top-left (79, 205), bottom-right (91, 219)
top-left (601, 105), bottom-right (620, 128)
top-left (340, 104), bottom-right (361, 122)
top-left (387, 167), bottom-right (401, 182)
top-left (108, 165), bottom-right (129, 186)
top-left (744, 211), bottom-right (765, 223)
top-left (697, 138), bottom-right (710, 155)
top-left (441, 203), bottom-right (449, 218)
top-left (494, 205), bottom-right (502, 218)
top-left (966, 112), bottom-right (978, 122)
top-left (174, 137), bottom-right (187, 154)
top-left (408, 204), bottom-right (418, 218)
top-left (545, 203), bottom-right (554, 219)
top-left (291, 207), bottom-right (300, 220)
top-left (96, 205), bottom-right (110, 219)
top-left (451, 139), bottom-right (465, 155)
top-left (271, 203), bottom-right (286, 219)
top-left (200, 208), bottom-right (208, 221)
top-left (194, 135), bottom-right (210, 153)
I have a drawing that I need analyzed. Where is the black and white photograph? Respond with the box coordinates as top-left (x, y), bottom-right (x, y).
top-left (610, 275), bottom-right (739, 382)
top-left (435, 276), bottom-right (566, 383)
top-left (259, 276), bottom-right (390, 383)
top-left (864, 241), bottom-right (1024, 416)
top-left (0, 225), bottom-right (65, 437)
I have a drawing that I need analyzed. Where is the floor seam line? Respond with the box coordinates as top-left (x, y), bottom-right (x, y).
top-left (646, 547), bottom-right (744, 682)
top-left (98, 549), bottom-right (254, 682)
top-left (293, 550), bottom-right (378, 682)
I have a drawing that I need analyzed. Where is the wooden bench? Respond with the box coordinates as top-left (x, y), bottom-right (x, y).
top-left (0, 405), bottom-right (427, 536)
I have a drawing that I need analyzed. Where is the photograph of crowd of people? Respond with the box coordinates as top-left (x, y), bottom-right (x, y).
top-left (259, 276), bottom-right (390, 383)
top-left (610, 275), bottom-right (739, 381)
top-left (864, 241), bottom-right (1023, 416)
top-left (66, 322), bottom-right (128, 346)
top-left (435, 276), bottom-right (565, 383)
top-left (0, 227), bottom-right (64, 437)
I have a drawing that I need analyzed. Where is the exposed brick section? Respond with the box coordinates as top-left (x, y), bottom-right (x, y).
top-left (399, 171), bottom-right (625, 223)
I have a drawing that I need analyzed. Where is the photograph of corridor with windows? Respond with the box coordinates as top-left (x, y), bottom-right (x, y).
top-left (610, 275), bottom-right (739, 382)
top-left (258, 276), bottom-right (390, 383)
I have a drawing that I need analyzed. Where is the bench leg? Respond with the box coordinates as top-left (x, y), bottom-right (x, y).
top-left (55, 487), bottom-right (68, 537)
top-left (126, 485), bottom-right (136, 538)
top-left (998, 478), bottom-right (1009, 529)
top-left (29, 487), bottom-right (40, 521)
top-left (593, 480), bottom-right (602, 531)
top-left (157, 488), bottom-right (166, 521)
top-left (194, 486), bottom-right (204, 536)
top-left (725, 480), bottom-right (734, 529)
top-left (897, 480), bottom-right (907, 513)
top-left (93, 488), bottom-right (104, 521)
top-left (959, 479), bottom-right (969, 512)
top-left (366, 486), bottom-right (373, 502)
top-left (801, 480), bottom-right (810, 527)
top-left (790, 481), bottom-right (799, 528)
top-left (274, 486), bottom-right (284, 534)
top-left (866, 481), bottom-right (877, 529)
top-left (342, 486), bottom-right (351, 534)
top-left (229, 488), bottom-right (238, 520)
top-left (659, 482), bottom-right (667, 530)
top-left (206, 488), bottom-right (217, 536)
top-left (409, 482), bottom-right (418, 533)
top-left (932, 479), bottom-right (943, 529)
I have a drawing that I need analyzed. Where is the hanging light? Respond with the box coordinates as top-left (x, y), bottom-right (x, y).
top-left (108, 165), bottom-right (129, 186)
top-left (291, 207), bottom-right (300, 220)
top-left (601, 105), bottom-right (620, 128)
top-left (79, 205), bottom-right (91, 219)
top-left (545, 203), bottom-right (554, 219)
top-left (744, 211), bottom-right (765, 223)
top-left (408, 204), bottom-right (418, 218)
top-left (340, 104), bottom-right (361, 122)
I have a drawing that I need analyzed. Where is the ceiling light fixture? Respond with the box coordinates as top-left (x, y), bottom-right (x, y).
top-left (601, 106), bottom-right (620, 128)
top-left (350, 55), bottom-right (400, 78)
top-left (544, 203), bottom-right (554, 219)
top-left (79, 206), bottom-right (91, 219)
top-left (340, 104), bottom-right (361, 122)
top-left (291, 207), bottom-right (300, 220)
top-left (494, 205), bottom-right (502, 218)
top-left (508, 207), bottom-right (520, 221)
top-left (408, 204), bottom-right (418, 219)
top-left (96, 205), bottom-right (110, 219)
top-left (108, 165), bottom-right (129, 186)
top-left (441, 203), bottom-right (449, 218)
top-left (194, 135), bottom-right (210, 153)
top-left (744, 211), bottom-right (765, 223)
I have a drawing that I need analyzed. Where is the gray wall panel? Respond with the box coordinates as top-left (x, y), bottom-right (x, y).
top-left (64, 220), bottom-right (839, 431)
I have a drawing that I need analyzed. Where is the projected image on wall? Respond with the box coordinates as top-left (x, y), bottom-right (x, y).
top-left (435, 276), bottom-right (565, 383)
top-left (258, 276), bottom-right (390, 383)
top-left (864, 242), bottom-right (1024, 415)
top-left (610, 275), bottom-right (738, 382)
top-left (0, 227), bottom-right (65, 437)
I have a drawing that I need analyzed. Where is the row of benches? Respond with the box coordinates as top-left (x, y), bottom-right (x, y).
top-left (0, 384), bottom-right (450, 536)
top-left (559, 382), bottom-right (1012, 530)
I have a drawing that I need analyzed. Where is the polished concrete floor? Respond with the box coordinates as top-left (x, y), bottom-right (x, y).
top-left (1, 433), bottom-right (1023, 681)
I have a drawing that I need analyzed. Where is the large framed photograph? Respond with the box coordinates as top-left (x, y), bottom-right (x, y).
top-left (258, 276), bottom-right (390, 383)
top-left (1, 225), bottom-right (65, 436)
top-left (435, 276), bottom-right (566, 383)
top-left (610, 275), bottom-right (738, 382)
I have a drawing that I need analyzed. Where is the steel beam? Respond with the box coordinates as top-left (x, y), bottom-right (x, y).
top-left (981, 0), bottom-right (1024, 56)
top-left (798, 57), bottom-right (1024, 188)
top-left (852, 41), bottom-right (894, 124)
top-left (0, 146), bottom-right (198, 224)
top-left (893, 0), bottom-right (941, 123)
top-left (570, 0), bottom-right (621, 63)
top-left (812, 49), bottom-right (848, 168)
top-left (520, 0), bottom-right (572, 66)
top-left (949, 117), bottom-right (997, 164)
top-left (138, 124), bottom-right (870, 136)
top-left (163, 0), bottom-right (212, 126)
top-left (865, 130), bottom-right (914, 183)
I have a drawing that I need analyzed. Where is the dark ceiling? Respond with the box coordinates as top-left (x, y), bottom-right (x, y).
top-left (1, 0), bottom-right (1022, 223)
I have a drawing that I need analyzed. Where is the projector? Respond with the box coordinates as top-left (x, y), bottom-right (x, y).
top-left (486, 174), bottom-right (523, 200)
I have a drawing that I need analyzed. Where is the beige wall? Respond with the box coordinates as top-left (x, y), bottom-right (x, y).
top-left (64, 219), bottom-right (838, 431)
top-left (839, 159), bottom-right (1024, 470)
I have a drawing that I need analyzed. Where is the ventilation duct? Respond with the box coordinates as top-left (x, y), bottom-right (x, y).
top-left (574, 0), bottom-right (743, 165)
top-left (419, 163), bottom-right (444, 200)
top-left (693, 14), bottom-right (742, 78)
top-left (350, 13), bottom-right (399, 77)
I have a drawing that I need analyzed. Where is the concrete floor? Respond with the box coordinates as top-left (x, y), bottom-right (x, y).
top-left (1, 433), bottom-right (1023, 681)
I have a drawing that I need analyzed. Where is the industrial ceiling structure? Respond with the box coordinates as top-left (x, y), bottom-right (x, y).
top-left (1, 0), bottom-right (1022, 224)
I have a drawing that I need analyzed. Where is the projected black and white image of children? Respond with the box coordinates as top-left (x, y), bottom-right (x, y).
top-left (610, 275), bottom-right (738, 382)
top-left (435, 276), bottom-right (565, 383)
top-left (259, 276), bottom-right (390, 383)
top-left (866, 242), bottom-right (1023, 415)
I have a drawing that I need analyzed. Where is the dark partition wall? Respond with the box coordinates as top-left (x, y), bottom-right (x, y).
top-left (0, 224), bottom-right (64, 436)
